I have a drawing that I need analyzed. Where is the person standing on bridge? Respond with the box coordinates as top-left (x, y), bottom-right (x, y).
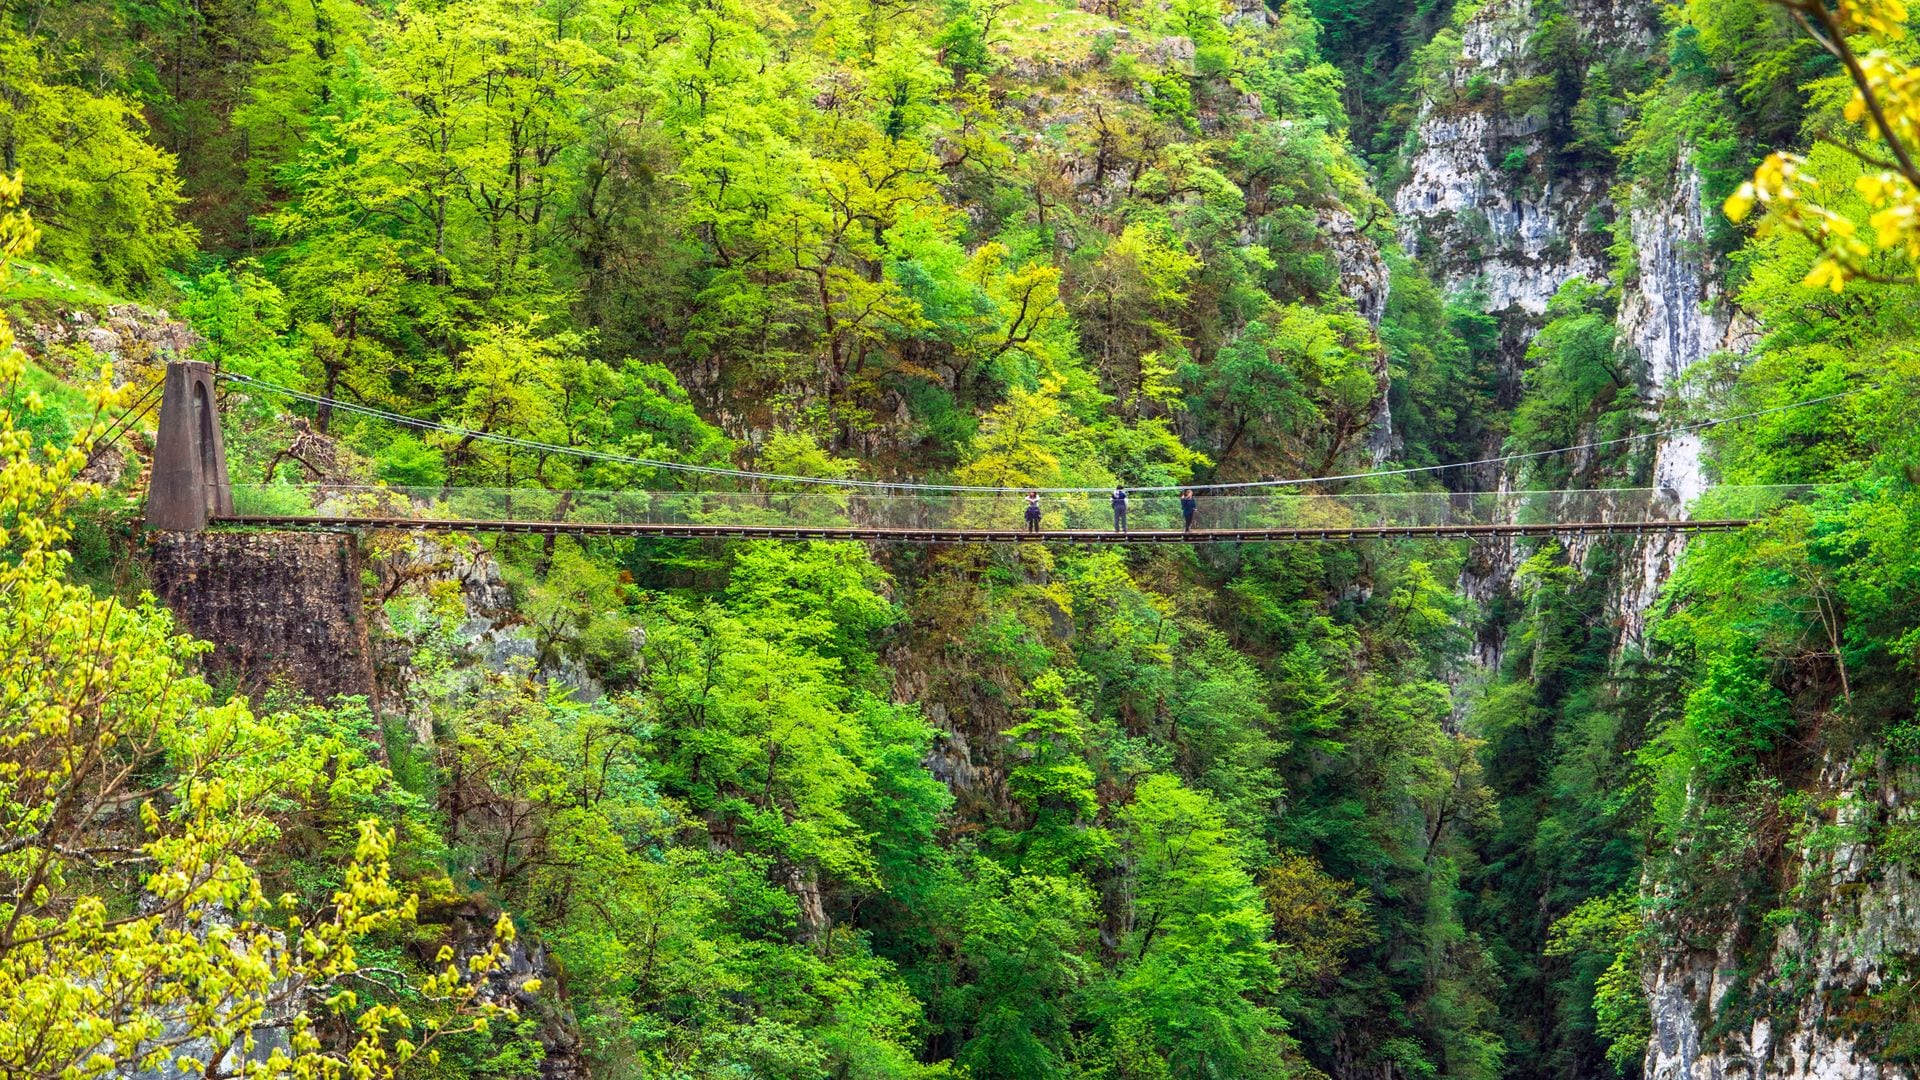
top-left (1180, 489), bottom-right (1198, 534)
top-left (1111, 486), bottom-right (1129, 533)
top-left (1024, 490), bottom-right (1042, 534)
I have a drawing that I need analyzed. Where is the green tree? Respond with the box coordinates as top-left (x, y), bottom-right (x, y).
top-left (1101, 774), bottom-right (1291, 1078)
top-left (1001, 669), bottom-right (1116, 875)
top-left (0, 29), bottom-right (195, 284)
top-left (1186, 303), bottom-right (1380, 476)
top-left (953, 864), bottom-right (1094, 1079)
top-left (0, 174), bottom-right (509, 1079)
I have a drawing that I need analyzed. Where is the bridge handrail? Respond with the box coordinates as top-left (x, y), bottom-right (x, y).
top-left (223, 483), bottom-right (1821, 534)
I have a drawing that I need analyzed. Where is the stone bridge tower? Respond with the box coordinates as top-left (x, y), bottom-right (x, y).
top-left (141, 361), bottom-right (376, 702)
top-left (145, 360), bottom-right (232, 531)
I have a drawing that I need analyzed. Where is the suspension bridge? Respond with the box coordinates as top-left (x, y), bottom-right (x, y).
top-left (132, 362), bottom-right (1820, 544)
top-left (209, 487), bottom-right (1771, 543)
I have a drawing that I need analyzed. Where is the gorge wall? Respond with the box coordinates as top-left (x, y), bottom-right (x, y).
top-left (1392, 0), bottom-right (1754, 649)
top-left (1393, 0), bottom-right (1919, 1076)
top-left (1644, 756), bottom-right (1920, 1080)
top-left (1394, 0), bottom-right (1640, 325)
top-left (1392, 0), bottom-right (1735, 649)
top-left (1393, 0), bottom-right (1657, 666)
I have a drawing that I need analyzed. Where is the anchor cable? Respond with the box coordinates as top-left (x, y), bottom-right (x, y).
top-left (82, 378), bottom-right (164, 470)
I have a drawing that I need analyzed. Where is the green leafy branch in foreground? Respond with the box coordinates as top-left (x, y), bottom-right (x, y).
top-left (0, 171), bottom-right (515, 1080)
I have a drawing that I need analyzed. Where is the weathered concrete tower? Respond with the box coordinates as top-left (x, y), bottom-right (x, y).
top-left (145, 360), bottom-right (231, 531)
top-left (142, 361), bottom-right (376, 701)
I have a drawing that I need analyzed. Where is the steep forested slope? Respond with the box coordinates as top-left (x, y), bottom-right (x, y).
top-left (1, 0), bottom-right (1917, 1077)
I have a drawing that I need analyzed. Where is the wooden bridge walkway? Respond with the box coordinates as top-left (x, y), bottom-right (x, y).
top-left (212, 515), bottom-right (1755, 543)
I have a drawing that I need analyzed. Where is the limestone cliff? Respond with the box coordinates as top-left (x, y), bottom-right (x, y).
top-left (1608, 161), bottom-right (1750, 648)
top-left (1394, 0), bottom-right (1650, 333)
top-left (1390, 0), bottom-right (1738, 658)
top-left (1379, 1), bottom-right (1910, 1074)
top-left (1645, 755), bottom-right (1920, 1080)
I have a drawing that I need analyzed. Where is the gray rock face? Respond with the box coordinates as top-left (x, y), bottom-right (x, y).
top-left (1608, 163), bottom-right (1739, 649)
top-left (1400, 114), bottom-right (1611, 317)
top-left (372, 536), bottom-right (613, 748)
top-left (890, 654), bottom-right (1009, 815)
top-left (1315, 209), bottom-right (1396, 459)
top-left (1393, 0), bottom-right (1659, 667)
top-left (1393, 0), bottom-right (1649, 326)
top-left (1621, 168), bottom-right (1728, 391)
top-left (1645, 759), bottom-right (1920, 1080)
top-left (1318, 209), bottom-right (1392, 330)
top-left (1389, 11), bottom-right (1909, 1073)
top-left (441, 905), bottom-right (589, 1080)
top-left (1392, 0), bottom-right (1738, 659)
top-left (17, 303), bottom-right (200, 382)
top-left (1223, 0), bottom-right (1271, 28)
top-left (117, 915), bottom-right (297, 1080)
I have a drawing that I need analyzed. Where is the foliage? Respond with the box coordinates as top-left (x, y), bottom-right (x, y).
top-left (1506, 279), bottom-right (1637, 485)
top-left (1724, 0), bottom-right (1920, 290)
top-left (0, 28), bottom-right (196, 285)
top-left (7, 0), bottom-right (1919, 1075)
top-left (0, 174), bottom-right (511, 1078)
top-left (1545, 894), bottom-right (1650, 1072)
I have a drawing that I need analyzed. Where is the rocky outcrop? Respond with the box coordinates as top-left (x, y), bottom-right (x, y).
top-left (1620, 168), bottom-right (1727, 391)
top-left (890, 648), bottom-right (1011, 817)
top-left (1393, 0), bottom-right (1650, 329)
top-left (1318, 209), bottom-right (1392, 329)
top-left (148, 530), bottom-right (377, 704)
top-left (1393, 0), bottom-right (1658, 667)
top-left (1315, 208), bottom-right (1397, 459)
top-left (1389, 10), bottom-right (1912, 1072)
top-left (1398, 107), bottom-right (1611, 318)
top-left (119, 906), bottom-right (298, 1080)
top-left (14, 303), bottom-right (199, 383)
top-left (435, 901), bottom-right (588, 1080)
top-left (885, 583), bottom-right (1077, 816)
top-left (1392, 0), bottom-right (1739, 659)
top-left (1610, 162), bottom-right (1736, 646)
top-left (371, 534), bottom-right (616, 750)
top-left (1645, 757), bottom-right (1920, 1080)
top-left (11, 304), bottom-right (200, 490)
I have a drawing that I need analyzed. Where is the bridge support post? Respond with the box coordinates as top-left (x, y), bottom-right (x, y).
top-left (145, 360), bottom-right (232, 531)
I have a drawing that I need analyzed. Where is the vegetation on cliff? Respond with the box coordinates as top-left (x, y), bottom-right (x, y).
top-left (1, 0), bottom-right (1917, 1076)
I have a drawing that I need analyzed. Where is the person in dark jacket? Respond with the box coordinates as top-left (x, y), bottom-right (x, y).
top-left (1180, 489), bottom-right (1197, 533)
top-left (1111, 487), bottom-right (1129, 533)
top-left (1024, 491), bottom-right (1042, 534)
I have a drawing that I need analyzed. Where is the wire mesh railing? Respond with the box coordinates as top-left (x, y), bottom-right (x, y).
top-left (224, 484), bottom-right (1817, 534)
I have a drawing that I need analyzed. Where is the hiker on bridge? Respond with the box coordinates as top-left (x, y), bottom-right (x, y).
top-left (1181, 489), bottom-right (1198, 534)
top-left (1024, 491), bottom-right (1042, 533)
top-left (1111, 486), bottom-right (1129, 533)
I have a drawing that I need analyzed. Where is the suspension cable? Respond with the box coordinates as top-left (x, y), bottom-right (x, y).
top-left (215, 369), bottom-right (1864, 495)
top-left (82, 378), bottom-right (164, 471)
